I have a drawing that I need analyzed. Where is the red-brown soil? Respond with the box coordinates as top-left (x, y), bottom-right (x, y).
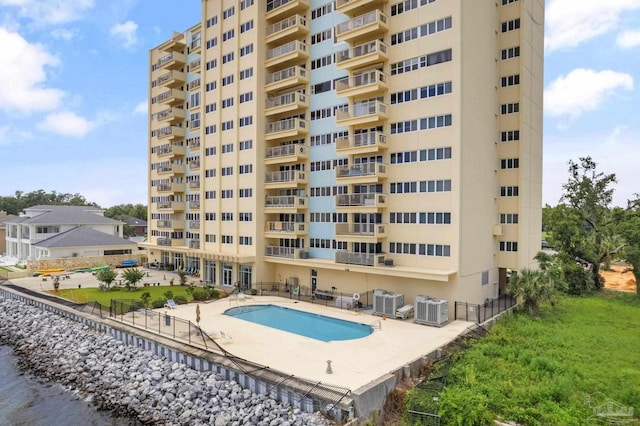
top-left (600, 265), bottom-right (637, 293)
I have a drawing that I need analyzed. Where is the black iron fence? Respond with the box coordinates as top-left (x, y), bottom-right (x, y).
top-left (254, 281), bottom-right (374, 311)
top-left (454, 294), bottom-right (517, 323)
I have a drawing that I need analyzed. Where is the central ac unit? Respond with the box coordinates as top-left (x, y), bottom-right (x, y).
top-left (415, 295), bottom-right (449, 327)
top-left (373, 289), bottom-right (404, 317)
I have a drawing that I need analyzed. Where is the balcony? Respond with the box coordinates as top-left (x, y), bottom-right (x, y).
top-left (264, 221), bottom-right (307, 238)
top-left (157, 108), bottom-right (186, 124)
top-left (156, 125), bottom-right (185, 141)
top-left (190, 220), bottom-right (200, 230)
top-left (156, 89), bottom-right (186, 106)
top-left (156, 182), bottom-right (185, 193)
top-left (335, 223), bottom-right (387, 240)
top-left (335, 162), bottom-right (387, 183)
top-left (335, 193), bottom-right (387, 211)
top-left (336, 40), bottom-right (388, 70)
top-left (264, 118), bottom-right (308, 141)
top-left (157, 220), bottom-right (173, 229)
top-left (335, 10), bottom-right (388, 44)
top-left (265, 91), bottom-right (308, 117)
top-left (336, 0), bottom-right (384, 16)
top-left (163, 34), bottom-right (186, 51)
top-left (266, 14), bottom-right (309, 45)
top-left (155, 143), bottom-right (185, 158)
top-left (264, 144), bottom-right (308, 165)
top-left (265, 66), bottom-right (308, 93)
top-left (189, 200), bottom-right (200, 209)
top-left (266, 0), bottom-right (309, 21)
top-left (264, 195), bottom-right (308, 211)
top-left (265, 246), bottom-right (308, 260)
top-left (188, 138), bottom-right (200, 150)
top-left (189, 240), bottom-right (200, 250)
top-left (157, 52), bottom-right (186, 70)
top-left (189, 180), bottom-right (200, 189)
top-left (264, 170), bottom-right (308, 188)
top-left (335, 132), bottom-right (387, 156)
top-left (157, 238), bottom-right (185, 247)
top-left (157, 201), bottom-right (185, 213)
top-left (335, 251), bottom-right (384, 267)
top-left (189, 57), bottom-right (201, 72)
top-left (335, 70), bottom-right (387, 98)
top-left (265, 40), bottom-right (308, 69)
top-left (155, 70), bottom-right (185, 88)
top-left (335, 100), bottom-right (387, 127)
top-left (190, 37), bottom-right (202, 53)
top-left (189, 160), bottom-right (200, 170)
top-left (157, 164), bottom-right (186, 176)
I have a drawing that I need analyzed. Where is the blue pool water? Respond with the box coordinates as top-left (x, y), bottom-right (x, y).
top-left (224, 305), bottom-right (373, 342)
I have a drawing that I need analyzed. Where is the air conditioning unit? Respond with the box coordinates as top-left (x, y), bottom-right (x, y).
top-left (384, 258), bottom-right (394, 267)
top-left (415, 295), bottom-right (449, 327)
top-left (373, 289), bottom-right (404, 317)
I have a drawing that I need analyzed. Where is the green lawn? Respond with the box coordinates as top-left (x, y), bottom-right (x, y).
top-left (48, 285), bottom-right (194, 306)
top-left (407, 293), bottom-right (640, 425)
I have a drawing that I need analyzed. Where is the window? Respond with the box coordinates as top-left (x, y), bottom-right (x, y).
top-left (222, 167), bottom-right (233, 176)
top-left (240, 68), bottom-right (253, 80)
top-left (311, 54), bottom-right (333, 70)
top-left (206, 59), bottom-right (217, 70)
top-left (205, 147), bottom-right (216, 156)
top-left (501, 74), bottom-right (520, 87)
top-left (222, 97), bottom-right (234, 108)
top-left (241, 0), bottom-right (254, 10)
top-left (502, 0), bottom-right (518, 4)
top-left (205, 191), bottom-right (216, 199)
top-left (311, 1), bottom-right (333, 19)
top-left (239, 164), bottom-right (253, 174)
top-left (205, 213), bottom-right (216, 221)
top-left (205, 103), bottom-right (216, 113)
top-left (501, 18), bottom-right (520, 33)
top-left (500, 186), bottom-right (519, 197)
top-left (223, 6), bottom-right (234, 19)
top-left (239, 92), bottom-right (253, 103)
top-left (239, 140), bottom-right (253, 150)
top-left (311, 29), bottom-right (332, 45)
top-left (223, 29), bottom-right (235, 41)
top-left (222, 52), bottom-right (234, 64)
top-left (239, 212), bottom-right (252, 221)
top-left (240, 44), bottom-right (253, 56)
top-left (239, 116), bottom-right (253, 127)
top-left (222, 143), bottom-right (233, 153)
top-left (240, 20), bottom-right (254, 33)
top-left (205, 169), bottom-right (216, 177)
top-left (206, 16), bottom-right (218, 28)
top-left (501, 103), bottom-right (519, 114)
top-left (501, 46), bottom-right (520, 60)
top-left (501, 130), bottom-right (520, 142)
top-left (391, 0), bottom-right (437, 16)
top-left (222, 213), bottom-right (233, 221)
top-left (239, 188), bottom-right (253, 197)
top-left (500, 158), bottom-right (519, 169)
top-left (205, 125), bottom-right (216, 134)
top-left (221, 190), bottom-right (233, 198)
top-left (500, 213), bottom-right (519, 224)
top-left (205, 234), bottom-right (216, 242)
top-left (390, 114), bottom-right (452, 134)
top-left (206, 37), bottom-right (217, 49)
top-left (190, 92), bottom-right (200, 108)
top-left (205, 81), bottom-right (216, 91)
top-left (500, 241), bottom-right (518, 252)
top-left (222, 120), bottom-right (233, 131)
top-left (222, 235), bottom-right (233, 244)
top-left (239, 236), bottom-right (252, 245)
top-left (222, 75), bottom-right (234, 86)
top-left (189, 112), bottom-right (200, 128)
top-left (390, 17), bottom-right (452, 45)
top-left (390, 81), bottom-right (452, 104)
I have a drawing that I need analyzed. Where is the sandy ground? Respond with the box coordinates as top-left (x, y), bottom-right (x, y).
top-left (600, 265), bottom-right (637, 293)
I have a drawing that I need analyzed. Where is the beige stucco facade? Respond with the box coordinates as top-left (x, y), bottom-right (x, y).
top-left (144, 0), bottom-right (544, 314)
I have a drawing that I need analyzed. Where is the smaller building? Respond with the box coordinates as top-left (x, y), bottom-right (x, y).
top-left (123, 215), bottom-right (148, 237)
top-left (4, 205), bottom-right (134, 262)
top-left (0, 211), bottom-right (17, 256)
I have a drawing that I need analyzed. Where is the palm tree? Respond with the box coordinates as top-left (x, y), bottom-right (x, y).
top-left (507, 268), bottom-right (555, 315)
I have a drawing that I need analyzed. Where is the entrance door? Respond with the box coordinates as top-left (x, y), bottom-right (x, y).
top-left (221, 263), bottom-right (233, 286)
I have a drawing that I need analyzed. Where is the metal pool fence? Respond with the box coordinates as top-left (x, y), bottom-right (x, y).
top-left (454, 294), bottom-right (517, 324)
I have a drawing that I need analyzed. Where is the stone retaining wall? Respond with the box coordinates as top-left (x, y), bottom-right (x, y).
top-left (26, 254), bottom-right (148, 273)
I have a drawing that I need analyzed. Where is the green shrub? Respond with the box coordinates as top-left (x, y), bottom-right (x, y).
top-left (191, 288), bottom-right (210, 301)
top-left (151, 298), bottom-right (167, 309)
top-left (173, 295), bottom-right (188, 305)
top-left (163, 290), bottom-right (174, 300)
top-left (140, 292), bottom-right (151, 308)
top-left (562, 261), bottom-right (595, 295)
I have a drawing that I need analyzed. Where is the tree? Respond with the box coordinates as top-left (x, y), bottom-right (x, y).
top-left (96, 268), bottom-right (118, 291)
top-left (507, 268), bottom-right (555, 315)
top-left (616, 195), bottom-right (640, 296)
top-left (0, 189), bottom-right (98, 215)
top-left (558, 157), bottom-right (618, 287)
top-left (121, 268), bottom-right (145, 291)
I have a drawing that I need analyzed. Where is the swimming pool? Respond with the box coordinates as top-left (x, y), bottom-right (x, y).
top-left (224, 305), bottom-right (373, 342)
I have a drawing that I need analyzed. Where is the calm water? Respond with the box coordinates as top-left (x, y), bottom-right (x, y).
top-left (224, 304), bottom-right (373, 342)
top-left (0, 346), bottom-right (132, 426)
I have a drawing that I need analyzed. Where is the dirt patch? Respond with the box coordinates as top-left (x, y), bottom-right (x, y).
top-left (600, 265), bottom-right (636, 293)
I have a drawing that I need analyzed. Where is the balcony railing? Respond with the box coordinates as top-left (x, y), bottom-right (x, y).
top-left (157, 238), bottom-right (172, 246)
top-left (190, 220), bottom-right (200, 229)
top-left (266, 0), bottom-right (309, 14)
top-left (336, 131), bottom-right (387, 151)
top-left (265, 245), bottom-right (295, 258)
top-left (335, 251), bottom-right (382, 266)
top-left (189, 240), bottom-right (200, 249)
top-left (264, 195), bottom-right (308, 208)
top-left (265, 144), bottom-right (307, 159)
top-left (335, 162), bottom-right (387, 178)
top-left (265, 91), bottom-right (307, 110)
top-left (266, 14), bottom-right (307, 37)
top-left (336, 100), bottom-right (387, 121)
top-left (265, 65), bottom-right (307, 86)
top-left (336, 193), bottom-right (387, 207)
top-left (335, 70), bottom-right (386, 93)
top-left (335, 9), bottom-right (387, 37)
top-left (265, 170), bottom-right (307, 184)
top-left (265, 118), bottom-right (307, 134)
top-left (336, 40), bottom-right (387, 65)
top-left (156, 125), bottom-right (185, 139)
top-left (189, 180), bottom-right (200, 189)
top-left (335, 223), bottom-right (386, 237)
top-left (189, 160), bottom-right (200, 169)
top-left (189, 200), bottom-right (200, 209)
top-left (265, 221), bottom-right (306, 233)
top-left (266, 40), bottom-right (307, 61)
top-left (157, 220), bottom-right (172, 228)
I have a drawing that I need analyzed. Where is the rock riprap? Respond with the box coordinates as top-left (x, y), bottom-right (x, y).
top-left (0, 297), bottom-right (332, 426)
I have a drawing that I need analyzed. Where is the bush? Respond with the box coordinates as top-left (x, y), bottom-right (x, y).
top-left (173, 295), bottom-right (188, 305)
top-left (164, 290), bottom-right (174, 300)
top-left (191, 288), bottom-right (210, 301)
top-left (562, 261), bottom-right (595, 295)
top-left (151, 298), bottom-right (167, 309)
top-left (140, 292), bottom-right (151, 308)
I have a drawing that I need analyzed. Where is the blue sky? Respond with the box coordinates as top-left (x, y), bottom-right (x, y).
top-left (0, 0), bottom-right (638, 208)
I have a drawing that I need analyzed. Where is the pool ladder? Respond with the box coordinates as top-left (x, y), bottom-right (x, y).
top-left (370, 319), bottom-right (382, 331)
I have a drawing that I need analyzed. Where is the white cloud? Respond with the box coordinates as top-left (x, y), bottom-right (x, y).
top-left (544, 68), bottom-right (634, 120)
top-left (0, 0), bottom-right (94, 26)
top-left (110, 20), bottom-right (138, 49)
top-left (50, 28), bottom-right (79, 41)
top-left (38, 111), bottom-right (95, 137)
top-left (133, 101), bottom-right (147, 114)
top-left (617, 29), bottom-right (640, 48)
top-left (0, 27), bottom-right (64, 112)
top-left (545, 0), bottom-right (640, 51)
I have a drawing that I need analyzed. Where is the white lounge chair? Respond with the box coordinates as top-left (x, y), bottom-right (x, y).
top-left (220, 331), bottom-right (233, 343)
top-left (164, 299), bottom-right (177, 309)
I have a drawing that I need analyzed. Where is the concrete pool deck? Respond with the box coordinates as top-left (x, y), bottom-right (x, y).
top-left (6, 270), bottom-right (475, 392)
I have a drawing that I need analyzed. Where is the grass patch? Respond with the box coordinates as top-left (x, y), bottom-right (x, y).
top-left (48, 286), bottom-right (194, 306)
top-left (411, 292), bottom-right (640, 425)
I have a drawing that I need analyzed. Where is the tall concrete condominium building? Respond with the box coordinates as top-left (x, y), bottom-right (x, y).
top-left (145, 0), bottom-right (544, 308)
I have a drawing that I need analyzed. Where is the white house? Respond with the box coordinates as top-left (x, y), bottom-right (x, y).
top-left (4, 205), bottom-right (136, 262)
